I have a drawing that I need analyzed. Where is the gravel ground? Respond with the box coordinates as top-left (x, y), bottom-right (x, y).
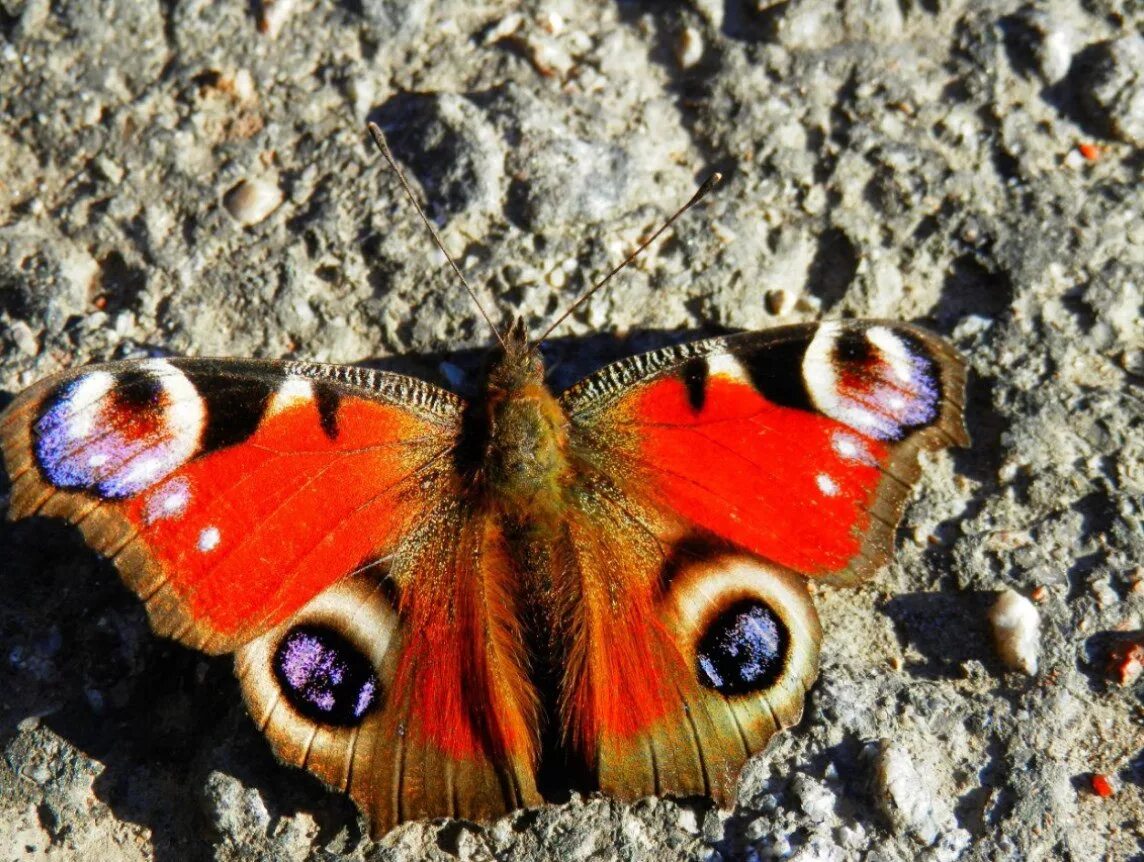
top-left (0, 1), bottom-right (1141, 860)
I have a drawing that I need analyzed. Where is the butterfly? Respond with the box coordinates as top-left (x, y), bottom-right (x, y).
top-left (0, 125), bottom-right (968, 837)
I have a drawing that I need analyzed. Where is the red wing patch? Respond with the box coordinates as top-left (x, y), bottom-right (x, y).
top-left (119, 393), bottom-right (446, 644)
top-left (564, 323), bottom-right (967, 583)
top-left (627, 372), bottom-right (889, 575)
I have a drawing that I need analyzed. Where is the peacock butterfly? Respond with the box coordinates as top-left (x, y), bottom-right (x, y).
top-left (0, 124), bottom-right (968, 836)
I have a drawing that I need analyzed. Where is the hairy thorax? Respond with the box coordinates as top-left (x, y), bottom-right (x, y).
top-left (481, 346), bottom-right (572, 523)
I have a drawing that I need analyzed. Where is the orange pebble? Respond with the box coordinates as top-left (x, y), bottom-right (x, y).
top-left (1077, 143), bottom-right (1101, 161)
top-left (1091, 774), bottom-right (1115, 797)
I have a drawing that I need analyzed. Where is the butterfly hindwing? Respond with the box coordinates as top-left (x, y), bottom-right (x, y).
top-left (237, 503), bottom-right (542, 833)
top-left (551, 484), bottom-right (821, 804)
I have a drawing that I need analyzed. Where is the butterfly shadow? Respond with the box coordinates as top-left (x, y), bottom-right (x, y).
top-left (879, 590), bottom-right (1001, 680)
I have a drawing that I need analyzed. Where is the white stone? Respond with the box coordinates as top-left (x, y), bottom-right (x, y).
top-left (676, 26), bottom-right (704, 69)
top-left (258, 0), bottom-right (296, 38)
top-left (223, 177), bottom-right (283, 227)
top-left (875, 742), bottom-right (969, 855)
top-left (989, 589), bottom-right (1041, 675)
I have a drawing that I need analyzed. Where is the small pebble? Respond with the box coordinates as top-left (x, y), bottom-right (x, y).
top-left (259, 0), bottom-right (297, 38)
top-left (538, 10), bottom-right (564, 35)
top-left (546, 266), bottom-right (567, 288)
top-left (1107, 638), bottom-right (1143, 686)
top-left (9, 320), bottom-right (39, 356)
top-left (483, 12), bottom-right (523, 45)
top-left (1090, 773), bottom-right (1115, 797)
top-left (223, 178), bottom-right (283, 226)
top-left (764, 289), bottom-right (792, 315)
top-left (522, 33), bottom-right (574, 78)
top-left (1091, 578), bottom-right (1119, 609)
top-left (676, 26), bottom-right (704, 69)
top-left (792, 774), bottom-right (835, 823)
top-left (989, 589), bottom-right (1041, 675)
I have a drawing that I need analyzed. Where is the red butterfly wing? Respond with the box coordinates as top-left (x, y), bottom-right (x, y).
top-left (556, 321), bottom-right (967, 799)
top-left (2, 358), bottom-right (457, 652)
top-left (562, 321), bottom-right (968, 584)
top-left (0, 357), bottom-right (541, 831)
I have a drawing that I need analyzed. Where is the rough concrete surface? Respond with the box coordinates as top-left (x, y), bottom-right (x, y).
top-left (0, 0), bottom-right (1141, 860)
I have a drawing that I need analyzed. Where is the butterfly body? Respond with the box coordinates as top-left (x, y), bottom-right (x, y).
top-left (477, 326), bottom-right (574, 524)
top-left (1, 319), bottom-right (967, 835)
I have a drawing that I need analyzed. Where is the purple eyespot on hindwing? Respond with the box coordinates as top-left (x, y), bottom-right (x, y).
top-left (273, 625), bottom-right (381, 726)
top-left (697, 599), bottom-right (789, 696)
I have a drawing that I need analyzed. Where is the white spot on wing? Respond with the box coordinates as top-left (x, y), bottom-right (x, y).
top-left (279, 377), bottom-right (313, 400)
top-left (706, 353), bottom-right (748, 382)
top-left (267, 375), bottom-right (315, 418)
top-left (64, 372), bottom-right (117, 439)
top-left (142, 476), bottom-right (192, 525)
top-left (198, 526), bottom-right (221, 553)
top-left (831, 430), bottom-right (876, 465)
top-left (87, 453), bottom-right (109, 468)
top-left (144, 359), bottom-right (207, 442)
top-left (121, 456), bottom-right (163, 487)
top-left (802, 322), bottom-right (842, 414)
top-left (816, 473), bottom-right (840, 496)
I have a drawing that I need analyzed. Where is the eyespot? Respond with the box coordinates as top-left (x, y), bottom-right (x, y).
top-left (802, 323), bottom-right (941, 441)
top-left (659, 544), bottom-right (819, 702)
top-left (228, 570), bottom-right (402, 796)
top-left (33, 361), bottom-right (205, 499)
top-left (696, 599), bottom-right (789, 696)
top-left (235, 568), bottom-right (400, 781)
top-left (273, 624), bottom-right (381, 726)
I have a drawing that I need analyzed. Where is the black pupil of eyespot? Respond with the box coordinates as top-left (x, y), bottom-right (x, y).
top-left (273, 625), bottom-right (380, 726)
top-left (696, 600), bottom-right (788, 696)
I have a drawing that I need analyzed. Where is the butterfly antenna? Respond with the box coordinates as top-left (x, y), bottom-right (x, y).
top-left (537, 171), bottom-right (723, 343)
top-left (367, 122), bottom-right (506, 349)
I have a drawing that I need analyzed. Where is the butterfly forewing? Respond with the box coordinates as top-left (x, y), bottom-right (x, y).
top-left (1, 358), bottom-right (461, 652)
top-left (561, 321), bottom-right (968, 585)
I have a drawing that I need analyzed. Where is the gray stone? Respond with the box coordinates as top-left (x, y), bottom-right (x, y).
top-left (1077, 34), bottom-right (1144, 145)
